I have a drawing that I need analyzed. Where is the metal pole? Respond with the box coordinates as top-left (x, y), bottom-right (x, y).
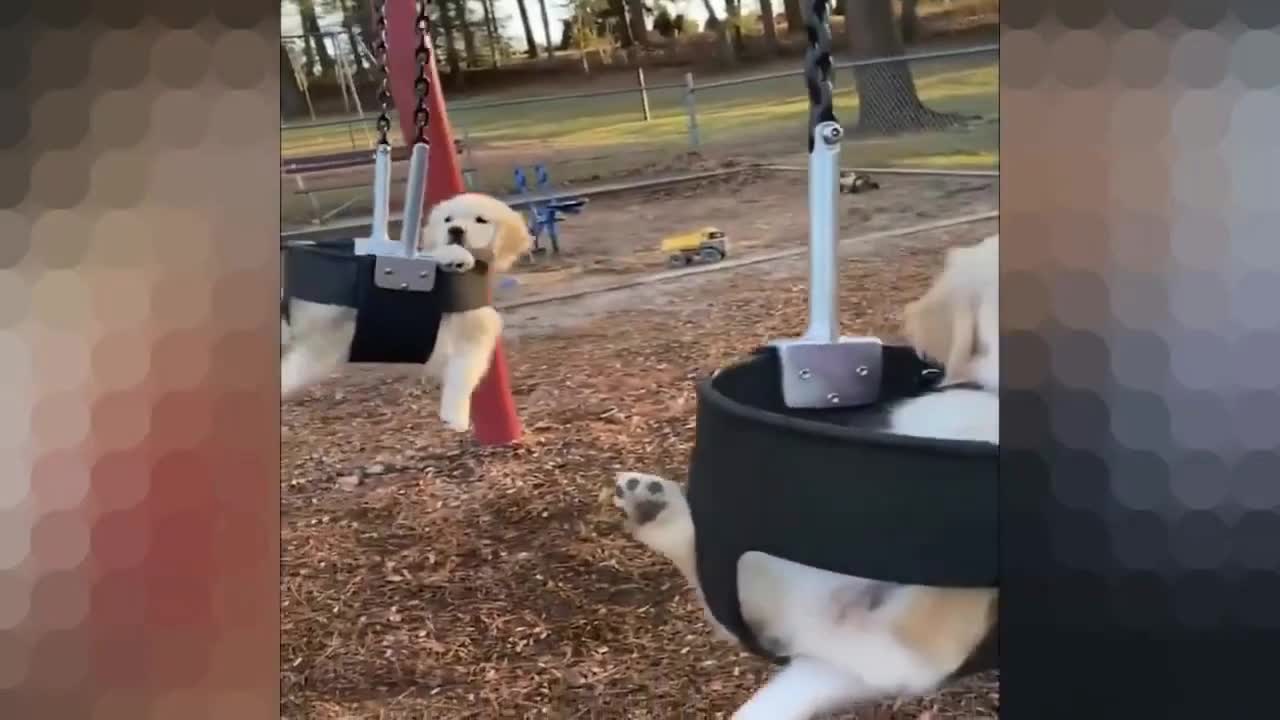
top-left (370, 144), bottom-right (393, 242)
top-left (637, 67), bottom-right (651, 122)
top-left (805, 121), bottom-right (842, 343)
top-left (684, 72), bottom-right (700, 149)
top-left (398, 142), bottom-right (429, 257)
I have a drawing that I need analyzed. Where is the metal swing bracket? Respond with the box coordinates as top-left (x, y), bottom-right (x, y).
top-left (771, 121), bottom-right (885, 410)
top-left (351, 0), bottom-right (439, 295)
top-left (355, 142), bottom-right (439, 293)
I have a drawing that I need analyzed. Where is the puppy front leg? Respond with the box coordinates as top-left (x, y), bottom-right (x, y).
top-left (438, 340), bottom-right (494, 433)
top-left (732, 657), bottom-right (871, 720)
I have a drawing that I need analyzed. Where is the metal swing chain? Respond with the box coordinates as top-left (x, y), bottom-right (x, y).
top-left (412, 0), bottom-right (433, 145)
top-left (803, 0), bottom-right (838, 151)
top-left (372, 0), bottom-right (393, 147)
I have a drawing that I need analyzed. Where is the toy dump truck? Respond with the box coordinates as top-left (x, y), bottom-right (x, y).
top-left (661, 227), bottom-right (728, 267)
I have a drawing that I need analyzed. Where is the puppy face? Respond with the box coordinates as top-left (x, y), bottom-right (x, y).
top-left (423, 192), bottom-right (532, 273)
top-left (902, 235), bottom-right (998, 387)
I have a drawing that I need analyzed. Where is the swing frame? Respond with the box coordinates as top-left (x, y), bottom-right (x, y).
top-left (281, 0), bottom-right (521, 445)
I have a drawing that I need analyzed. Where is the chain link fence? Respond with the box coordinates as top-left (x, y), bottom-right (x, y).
top-left (281, 44), bottom-right (997, 226)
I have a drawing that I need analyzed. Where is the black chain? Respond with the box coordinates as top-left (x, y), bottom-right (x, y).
top-left (412, 0), bottom-right (432, 145)
top-left (803, 0), bottom-right (837, 151)
top-left (372, 0), bottom-right (392, 146)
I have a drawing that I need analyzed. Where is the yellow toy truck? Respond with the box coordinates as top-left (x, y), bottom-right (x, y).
top-left (661, 227), bottom-right (728, 267)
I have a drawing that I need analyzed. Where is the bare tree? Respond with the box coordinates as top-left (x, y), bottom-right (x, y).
top-left (783, 0), bottom-right (803, 35)
top-left (723, 0), bottom-right (745, 56)
top-left (626, 0), bottom-right (648, 47)
top-left (280, 42), bottom-right (308, 118)
top-left (480, 0), bottom-right (502, 66)
top-left (759, 0), bottom-right (779, 53)
top-left (297, 0), bottom-right (335, 77)
top-left (844, 0), bottom-right (962, 133)
top-left (337, 0), bottom-right (365, 75)
top-left (454, 0), bottom-right (480, 67)
top-left (436, 0), bottom-right (464, 80)
top-left (900, 0), bottom-right (920, 44)
top-left (538, 0), bottom-right (557, 56)
top-left (700, 0), bottom-right (735, 64)
top-left (515, 0), bottom-right (540, 58)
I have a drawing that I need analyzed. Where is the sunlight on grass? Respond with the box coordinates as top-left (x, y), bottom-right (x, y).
top-left (282, 59), bottom-right (997, 159)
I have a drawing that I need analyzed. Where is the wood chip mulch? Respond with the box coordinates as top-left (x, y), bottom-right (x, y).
top-left (282, 222), bottom-right (999, 719)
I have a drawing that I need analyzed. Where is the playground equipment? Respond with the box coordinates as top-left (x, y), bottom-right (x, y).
top-left (660, 227), bottom-right (727, 267)
top-left (512, 164), bottom-right (588, 255)
top-left (838, 170), bottom-right (880, 194)
top-left (281, 0), bottom-right (521, 446)
top-left (684, 0), bottom-right (997, 673)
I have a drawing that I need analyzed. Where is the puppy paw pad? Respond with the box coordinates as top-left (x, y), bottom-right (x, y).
top-left (613, 473), bottom-right (678, 526)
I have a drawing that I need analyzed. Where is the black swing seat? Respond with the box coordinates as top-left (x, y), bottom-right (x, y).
top-left (282, 239), bottom-right (492, 365)
top-left (686, 346), bottom-right (998, 674)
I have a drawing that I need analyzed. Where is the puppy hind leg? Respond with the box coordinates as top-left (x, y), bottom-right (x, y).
top-left (732, 657), bottom-right (875, 720)
top-left (281, 323), bottom-right (355, 398)
top-left (612, 473), bottom-right (698, 585)
top-left (282, 342), bottom-right (343, 398)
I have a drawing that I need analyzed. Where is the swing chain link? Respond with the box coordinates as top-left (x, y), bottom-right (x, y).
top-left (372, 0), bottom-right (392, 147)
top-left (413, 0), bottom-right (433, 145)
top-left (803, 0), bottom-right (838, 151)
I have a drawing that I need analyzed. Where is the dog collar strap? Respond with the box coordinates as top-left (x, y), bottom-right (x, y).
top-left (436, 263), bottom-right (493, 314)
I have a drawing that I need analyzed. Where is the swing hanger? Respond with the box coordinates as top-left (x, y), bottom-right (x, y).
top-left (355, 0), bottom-right (437, 293)
top-left (769, 0), bottom-right (897, 410)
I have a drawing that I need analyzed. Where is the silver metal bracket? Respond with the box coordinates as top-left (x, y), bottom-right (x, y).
top-left (774, 336), bottom-right (884, 409)
top-left (372, 255), bottom-right (438, 292)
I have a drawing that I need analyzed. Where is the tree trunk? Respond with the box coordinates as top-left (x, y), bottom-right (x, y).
top-left (700, 0), bottom-right (735, 65)
top-left (759, 0), bottom-right (779, 53)
top-left (515, 0), bottom-right (539, 58)
top-left (338, 0), bottom-right (365, 75)
top-left (609, 0), bottom-right (634, 47)
top-left (455, 0), bottom-right (479, 68)
top-left (537, 0), bottom-right (556, 57)
top-left (626, 0), bottom-right (648, 47)
top-left (844, 0), bottom-right (961, 134)
top-left (900, 0), bottom-right (920, 44)
top-left (280, 42), bottom-right (308, 119)
top-left (480, 0), bottom-right (502, 67)
top-left (724, 0), bottom-right (745, 56)
top-left (436, 0), bottom-right (464, 82)
top-left (298, 0), bottom-right (335, 78)
top-left (783, 0), bottom-right (803, 36)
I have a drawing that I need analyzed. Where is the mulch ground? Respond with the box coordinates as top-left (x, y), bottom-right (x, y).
top-left (282, 220), bottom-right (999, 719)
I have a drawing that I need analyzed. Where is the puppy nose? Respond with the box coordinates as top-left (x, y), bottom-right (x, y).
top-left (447, 226), bottom-right (465, 245)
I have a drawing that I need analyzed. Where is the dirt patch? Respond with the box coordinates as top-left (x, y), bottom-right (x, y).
top-left (503, 169), bottom-right (998, 306)
top-left (283, 203), bottom-right (998, 718)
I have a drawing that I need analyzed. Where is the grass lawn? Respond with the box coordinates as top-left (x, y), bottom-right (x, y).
top-left (281, 51), bottom-right (997, 224)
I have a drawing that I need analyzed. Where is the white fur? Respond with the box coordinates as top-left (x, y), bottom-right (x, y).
top-left (612, 235), bottom-right (1000, 719)
top-left (281, 193), bottom-right (532, 432)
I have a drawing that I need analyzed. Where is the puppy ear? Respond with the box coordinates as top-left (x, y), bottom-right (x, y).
top-left (903, 248), bottom-right (982, 382)
top-left (420, 201), bottom-right (449, 251)
top-left (489, 203), bottom-right (532, 273)
top-left (903, 285), bottom-right (975, 375)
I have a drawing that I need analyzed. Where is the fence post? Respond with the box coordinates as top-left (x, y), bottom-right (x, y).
top-left (637, 67), bottom-right (651, 122)
top-left (683, 71), bottom-right (700, 149)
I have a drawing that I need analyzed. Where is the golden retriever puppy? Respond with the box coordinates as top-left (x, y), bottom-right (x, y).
top-left (612, 235), bottom-right (999, 720)
top-left (281, 193), bottom-right (531, 433)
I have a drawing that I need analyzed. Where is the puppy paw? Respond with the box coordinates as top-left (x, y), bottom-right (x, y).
top-left (434, 245), bottom-right (476, 273)
top-left (613, 472), bottom-right (685, 528)
top-left (439, 406), bottom-right (471, 433)
top-left (612, 472), bottom-right (698, 586)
